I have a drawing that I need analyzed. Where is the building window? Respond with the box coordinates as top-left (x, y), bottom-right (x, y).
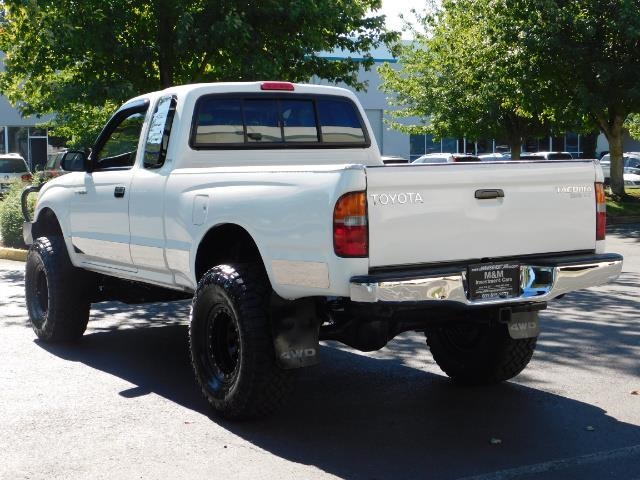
top-left (442, 137), bottom-right (457, 153)
top-left (566, 132), bottom-right (580, 155)
top-left (551, 135), bottom-right (564, 151)
top-left (8, 127), bottom-right (28, 161)
top-left (524, 137), bottom-right (542, 152)
top-left (476, 139), bottom-right (491, 154)
top-left (0, 127), bottom-right (6, 154)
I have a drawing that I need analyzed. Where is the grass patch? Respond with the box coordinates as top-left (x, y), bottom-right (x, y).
top-left (607, 188), bottom-right (640, 217)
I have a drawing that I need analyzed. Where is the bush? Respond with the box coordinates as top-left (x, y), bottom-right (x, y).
top-left (0, 178), bottom-right (39, 249)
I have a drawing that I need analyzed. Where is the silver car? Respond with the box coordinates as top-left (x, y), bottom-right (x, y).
top-left (0, 154), bottom-right (31, 195)
top-left (412, 153), bottom-right (481, 163)
top-left (599, 152), bottom-right (640, 184)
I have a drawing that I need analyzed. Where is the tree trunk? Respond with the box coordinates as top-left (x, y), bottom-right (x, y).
top-left (604, 115), bottom-right (626, 197)
top-left (509, 140), bottom-right (522, 160)
top-left (156, 6), bottom-right (176, 89)
top-left (581, 131), bottom-right (598, 159)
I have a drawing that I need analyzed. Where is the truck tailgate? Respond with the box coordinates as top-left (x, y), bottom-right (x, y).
top-left (366, 161), bottom-right (597, 268)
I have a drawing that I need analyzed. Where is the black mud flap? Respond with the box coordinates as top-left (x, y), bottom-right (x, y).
top-left (271, 296), bottom-right (320, 369)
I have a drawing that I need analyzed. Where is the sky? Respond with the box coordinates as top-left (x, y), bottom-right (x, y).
top-left (379, 0), bottom-right (425, 38)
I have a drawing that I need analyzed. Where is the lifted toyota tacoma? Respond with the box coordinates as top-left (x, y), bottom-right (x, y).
top-left (22, 82), bottom-right (623, 419)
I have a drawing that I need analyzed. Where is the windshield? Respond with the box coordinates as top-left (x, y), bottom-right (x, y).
top-left (625, 157), bottom-right (640, 168)
top-left (0, 158), bottom-right (28, 173)
top-left (45, 155), bottom-right (59, 169)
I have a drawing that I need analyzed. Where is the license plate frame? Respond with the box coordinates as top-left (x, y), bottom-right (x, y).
top-left (467, 262), bottom-right (521, 301)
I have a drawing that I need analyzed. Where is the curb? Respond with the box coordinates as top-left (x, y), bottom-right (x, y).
top-left (0, 247), bottom-right (28, 262)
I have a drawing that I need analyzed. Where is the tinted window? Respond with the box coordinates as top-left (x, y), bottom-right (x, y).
top-left (317, 99), bottom-right (366, 143)
top-left (191, 95), bottom-right (366, 148)
top-left (547, 153), bottom-right (573, 160)
top-left (144, 95), bottom-right (177, 169)
top-left (282, 100), bottom-right (318, 142)
top-left (626, 158), bottom-right (640, 170)
top-left (0, 158), bottom-right (28, 173)
top-left (195, 99), bottom-right (244, 144)
top-left (245, 100), bottom-right (282, 143)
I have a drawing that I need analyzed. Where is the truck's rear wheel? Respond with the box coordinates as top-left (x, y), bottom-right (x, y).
top-left (189, 264), bottom-right (292, 420)
top-left (426, 320), bottom-right (537, 385)
top-left (25, 236), bottom-right (91, 342)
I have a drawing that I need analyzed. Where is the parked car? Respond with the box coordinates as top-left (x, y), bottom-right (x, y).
top-left (42, 151), bottom-right (67, 179)
top-left (412, 152), bottom-right (481, 163)
top-left (624, 172), bottom-right (640, 188)
top-left (0, 153), bottom-right (31, 195)
top-left (599, 152), bottom-right (640, 184)
top-left (479, 153), bottom-right (507, 161)
top-left (520, 151), bottom-right (574, 160)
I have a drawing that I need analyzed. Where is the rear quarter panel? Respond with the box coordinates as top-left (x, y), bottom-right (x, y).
top-left (164, 164), bottom-right (368, 299)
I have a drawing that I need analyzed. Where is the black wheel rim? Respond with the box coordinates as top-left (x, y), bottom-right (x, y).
top-left (202, 305), bottom-right (240, 395)
top-left (36, 269), bottom-right (48, 315)
top-left (27, 263), bottom-right (48, 328)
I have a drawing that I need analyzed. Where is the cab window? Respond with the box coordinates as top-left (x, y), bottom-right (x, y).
top-left (144, 95), bottom-right (177, 169)
top-left (191, 94), bottom-right (368, 149)
top-left (95, 106), bottom-right (148, 170)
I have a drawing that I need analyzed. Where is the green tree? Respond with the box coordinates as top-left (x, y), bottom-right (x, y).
top-left (625, 114), bottom-right (640, 144)
top-left (526, 0), bottom-right (640, 197)
top-left (380, 0), bottom-right (572, 159)
top-left (0, 0), bottom-right (396, 147)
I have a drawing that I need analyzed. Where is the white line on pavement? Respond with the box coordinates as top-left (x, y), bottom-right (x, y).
top-left (457, 444), bottom-right (640, 480)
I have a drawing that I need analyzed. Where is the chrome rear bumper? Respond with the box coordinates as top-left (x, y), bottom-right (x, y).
top-left (350, 253), bottom-right (623, 305)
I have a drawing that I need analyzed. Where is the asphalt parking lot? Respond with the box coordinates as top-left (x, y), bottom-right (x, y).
top-left (1, 225), bottom-right (639, 480)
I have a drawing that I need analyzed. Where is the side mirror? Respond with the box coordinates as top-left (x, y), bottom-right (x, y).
top-left (60, 150), bottom-right (87, 172)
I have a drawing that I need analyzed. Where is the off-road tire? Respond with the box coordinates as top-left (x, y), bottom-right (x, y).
top-left (189, 264), bottom-right (292, 420)
top-left (25, 236), bottom-right (92, 342)
top-left (426, 321), bottom-right (537, 385)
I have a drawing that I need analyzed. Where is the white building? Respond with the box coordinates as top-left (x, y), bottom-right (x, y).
top-left (0, 53), bottom-right (57, 170)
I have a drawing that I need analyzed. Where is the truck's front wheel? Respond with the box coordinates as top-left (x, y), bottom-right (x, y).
top-left (25, 236), bottom-right (92, 342)
top-left (426, 320), bottom-right (537, 385)
top-left (189, 264), bottom-right (292, 419)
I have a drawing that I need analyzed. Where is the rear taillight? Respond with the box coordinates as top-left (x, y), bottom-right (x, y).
top-left (595, 182), bottom-right (606, 241)
top-left (334, 191), bottom-right (368, 257)
top-left (21, 173), bottom-right (32, 182)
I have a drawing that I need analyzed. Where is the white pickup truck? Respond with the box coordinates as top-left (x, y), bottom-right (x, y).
top-left (22, 82), bottom-right (623, 419)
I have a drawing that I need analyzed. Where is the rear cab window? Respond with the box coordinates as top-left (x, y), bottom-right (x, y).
top-left (0, 157), bottom-right (28, 173)
top-left (190, 94), bottom-right (369, 149)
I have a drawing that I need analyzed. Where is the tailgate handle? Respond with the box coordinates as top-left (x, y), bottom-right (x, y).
top-left (475, 189), bottom-right (504, 200)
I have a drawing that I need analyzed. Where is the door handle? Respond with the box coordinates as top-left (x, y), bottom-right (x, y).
top-left (475, 189), bottom-right (504, 200)
top-left (114, 186), bottom-right (126, 198)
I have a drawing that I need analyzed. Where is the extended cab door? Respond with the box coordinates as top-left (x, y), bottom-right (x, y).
top-left (128, 95), bottom-right (177, 284)
top-left (68, 99), bottom-right (149, 270)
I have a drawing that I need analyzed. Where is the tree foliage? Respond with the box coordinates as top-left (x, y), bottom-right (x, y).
top-left (382, 0), bottom-right (640, 192)
top-left (528, 0), bottom-right (640, 196)
top-left (0, 0), bottom-right (397, 147)
top-left (626, 114), bottom-right (640, 142)
top-left (380, 0), bottom-right (574, 159)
